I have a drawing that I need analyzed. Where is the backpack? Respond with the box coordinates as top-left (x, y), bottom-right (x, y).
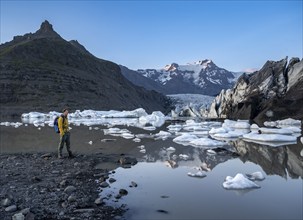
top-left (54, 116), bottom-right (64, 133)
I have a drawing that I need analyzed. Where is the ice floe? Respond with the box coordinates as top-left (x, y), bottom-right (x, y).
top-left (173, 134), bottom-right (199, 144)
top-left (189, 137), bottom-right (226, 147)
top-left (166, 147), bottom-right (176, 151)
top-left (246, 171), bottom-right (265, 181)
top-left (154, 131), bottom-right (172, 140)
top-left (19, 108), bottom-right (166, 129)
top-left (187, 171), bottom-right (206, 178)
top-left (223, 173), bottom-right (260, 190)
top-left (259, 127), bottom-right (294, 135)
top-left (264, 118), bottom-right (301, 130)
top-left (243, 133), bottom-right (297, 142)
top-left (179, 154), bottom-right (189, 160)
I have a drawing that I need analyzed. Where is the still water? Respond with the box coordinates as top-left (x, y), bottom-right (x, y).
top-left (1, 118), bottom-right (302, 219)
top-left (101, 139), bottom-right (303, 220)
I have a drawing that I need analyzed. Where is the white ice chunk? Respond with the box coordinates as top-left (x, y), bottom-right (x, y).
top-left (209, 127), bottom-right (228, 134)
top-left (137, 145), bottom-right (145, 150)
top-left (190, 137), bottom-right (225, 147)
top-left (167, 147), bottom-right (176, 151)
top-left (103, 108), bottom-right (148, 118)
top-left (243, 133), bottom-right (297, 142)
top-left (179, 154), bottom-right (189, 160)
top-left (155, 131), bottom-right (172, 138)
top-left (234, 121), bottom-right (251, 129)
top-left (121, 133), bottom-right (135, 139)
top-left (223, 173), bottom-right (260, 190)
top-left (139, 149), bottom-right (146, 153)
top-left (187, 171), bottom-right (206, 178)
top-left (142, 126), bottom-right (156, 131)
top-left (167, 124), bottom-right (182, 132)
top-left (88, 141), bottom-right (93, 145)
top-left (133, 138), bottom-right (141, 142)
top-left (139, 111), bottom-right (165, 127)
top-left (246, 171), bottom-right (265, 181)
top-left (251, 124), bottom-right (260, 129)
top-left (259, 127), bottom-right (294, 135)
top-left (207, 149), bottom-right (216, 155)
top-left (173, 134), bottom-right (199, 143)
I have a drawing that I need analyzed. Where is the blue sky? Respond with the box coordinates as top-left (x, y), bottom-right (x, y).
top-left (1, 0), bottom-right (302, 71)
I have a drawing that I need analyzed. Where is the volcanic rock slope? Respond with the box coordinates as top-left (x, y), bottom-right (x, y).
top-left (0, 21), bottom-right (170, 116)
top-left (208, 57), bottom-right (303, 123)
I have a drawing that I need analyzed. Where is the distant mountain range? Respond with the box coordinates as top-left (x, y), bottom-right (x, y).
top-left (121, 60), bottom-right (243, 96)
top-left (0, 20), bottom-right (171, 116)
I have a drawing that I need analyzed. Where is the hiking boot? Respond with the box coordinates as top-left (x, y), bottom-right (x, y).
top-left (58, 154), bottom-right (63, 159)
top-left (68, 153), bottom-right (75, 158)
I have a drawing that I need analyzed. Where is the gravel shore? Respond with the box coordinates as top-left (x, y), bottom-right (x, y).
top-left (0, 153), bottom-right (131, 220)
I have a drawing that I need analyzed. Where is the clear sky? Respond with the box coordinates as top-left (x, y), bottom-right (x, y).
top-left (1, 0), bottom-right (302, 72)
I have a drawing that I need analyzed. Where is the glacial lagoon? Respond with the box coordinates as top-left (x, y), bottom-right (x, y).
top-left (1, 110), bottom-right (302, 220)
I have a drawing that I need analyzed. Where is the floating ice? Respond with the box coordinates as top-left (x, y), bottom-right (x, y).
top-left (223, 173), bottom-right (260, 190)
top-left (209, 127), bottom-right (228, 134)
top-left (142, 126), bottom-right (156, 131)
top-left (88, 141), bottom-right (93, 145)
top-left (207, 149), bottom-right (216, 155)
top-left (259, 127), bottom-right (294, 135)
top-left (139, 149), bottom-right (146, 153)
top-left (103, 108), bottom-right (148, 118)
top-left (189, 137), bottom-right (225, 147)
top-left (133, 138), bottom-right (141, 142)
top-left (167, 124), bottom-right (182, 132)
top-left (167, 147), bottom-right (176, 151)
top-left (179, 154), bottom-right (189, 160)
top-left (246, 171), bottom-right (265, 181)
top-left (243, 133), bottom-right (297, 142)
top-left (0, 122), bottom-right (23, 128)
top-left (138, 145), bottom-right (145, 150)
top-left (173, 134), bottom-right (199, 144)
top-left (222, 119), bottom-right (250, 129)
top-left (121, 133), bottom-right (135, 139)
top-left (154, 131), bottom-right (172, 140)
top-left (139, 111), bottom-right (165, 127)
top-left (187, 171), bottom-right (206, 178)
top-left (251, 124), bottom-right (259, 130)
top-left (213, 129), bottom-right (249, 138)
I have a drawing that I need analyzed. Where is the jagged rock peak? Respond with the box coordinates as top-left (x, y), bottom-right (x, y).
top-left (163, 63), bottom-right (179, 71)
top-left (40, 20), bottom-right (54, 32)
top-left (194, 59), bottom-right (213, 65)
top-left (34, 20), bottom-right (61, 38)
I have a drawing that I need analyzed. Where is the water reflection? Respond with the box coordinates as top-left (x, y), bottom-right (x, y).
top-left (231, 139), bottom-right (303, 179)
top-left (134, 136), bottom-right (303, 180)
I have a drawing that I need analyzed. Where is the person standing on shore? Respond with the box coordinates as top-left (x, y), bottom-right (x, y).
top-left (58, 107), bottom-right (74, 159)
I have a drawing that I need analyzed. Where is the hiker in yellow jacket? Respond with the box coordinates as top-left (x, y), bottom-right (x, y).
top-left (58, 108), bottom-right (74, 159)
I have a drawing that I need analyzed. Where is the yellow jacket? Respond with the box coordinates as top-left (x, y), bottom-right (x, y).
top-left (58, 116), bottom-right (69, 136)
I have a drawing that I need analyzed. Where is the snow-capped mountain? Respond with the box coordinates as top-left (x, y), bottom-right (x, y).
top-left (121, 59), bottom-right (242, 96)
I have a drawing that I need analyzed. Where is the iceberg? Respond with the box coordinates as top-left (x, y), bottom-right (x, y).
top-left (223, 173), bottom-right (260, 190)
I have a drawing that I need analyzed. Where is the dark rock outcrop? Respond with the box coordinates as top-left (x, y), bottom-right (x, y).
top-left (208, 57), bottom-right (303, 124)
top-left (0, 21), bottom-right (171, 117)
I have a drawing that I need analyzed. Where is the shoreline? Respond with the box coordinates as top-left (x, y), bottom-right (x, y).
top-left (0, 152), bottom-right (132, 220)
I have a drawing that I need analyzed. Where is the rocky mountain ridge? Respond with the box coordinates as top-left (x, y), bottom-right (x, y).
top-left (121, 60), bottom-right (241, 96)
top-left (0, 21), bottom-right (171, 117)
top-left (208, 57), bottom-right (303, 123)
